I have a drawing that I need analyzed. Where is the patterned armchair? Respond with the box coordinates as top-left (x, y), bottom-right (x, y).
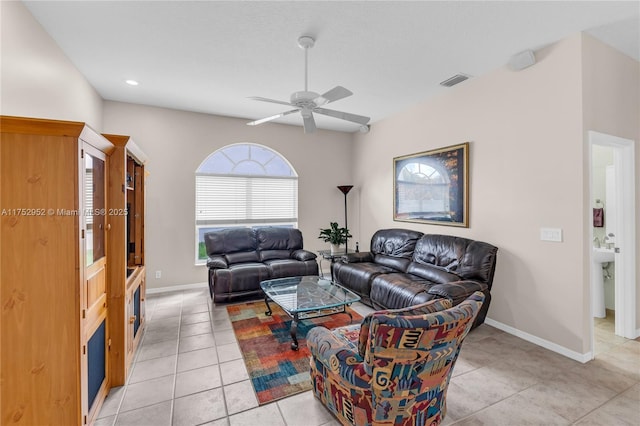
top-left (307, 292), bottom-right (485, 426)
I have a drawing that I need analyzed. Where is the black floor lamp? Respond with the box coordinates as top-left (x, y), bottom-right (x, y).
top-left (337, 185), bottom-right (353, 253)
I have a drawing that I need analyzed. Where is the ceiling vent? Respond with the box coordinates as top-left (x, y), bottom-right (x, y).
top-left (439, 73), bottom-right (471, 87)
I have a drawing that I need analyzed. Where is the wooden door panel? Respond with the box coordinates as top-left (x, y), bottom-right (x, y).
top-left (86, 257), bottom-right (107, 310)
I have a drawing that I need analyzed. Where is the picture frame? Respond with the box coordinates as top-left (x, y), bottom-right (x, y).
top-left (393, 142), bottom-right (469, 227)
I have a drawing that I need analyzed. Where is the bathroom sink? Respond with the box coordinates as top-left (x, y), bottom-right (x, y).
top-left (593, 248), bottom-right (615, 263)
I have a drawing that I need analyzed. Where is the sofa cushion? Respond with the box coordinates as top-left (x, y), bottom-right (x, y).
top-left (412, 234), bottom-right (466, 271)
top-left (263, 258), bottom-right (319, 279)
top-left (204, 227), bottom-right (257, 256)
top-left (372, 254), bottom-right (411, 272)
top-left (412, 235), bottom-right (498, 285)
top-left (213, 262), bottom-right (270, 297)
top-left (457, 241), bottom-right (498, 284)
top-left (225, 251), bottom-right (260, 265)
top-left (370, 228), bottom-right (423, 258)
top-left (406, 262), bottom-right (460, 283)
top-left (256, 227), bottom-right (304, 250)
top-left (428, 280), bottom-right (488, 305)
top-left (370, 273), bottom-right (436, 310)
top-left (332, 261), bottom-right (395, 304)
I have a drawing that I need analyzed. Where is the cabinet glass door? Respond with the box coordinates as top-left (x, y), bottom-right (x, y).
top-left (85, 153), bottom-right (105, 266)
top-left (82, 144), bottom-right (109, 417)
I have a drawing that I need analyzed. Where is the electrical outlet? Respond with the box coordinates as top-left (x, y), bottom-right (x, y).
top-left (155, 270), bottom-right (162, 279)
top-left (540, 228), bottom-right (563, 242)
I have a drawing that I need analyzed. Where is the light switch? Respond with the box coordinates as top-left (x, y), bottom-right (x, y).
top-left (540, 228), bottom-right (563, 242)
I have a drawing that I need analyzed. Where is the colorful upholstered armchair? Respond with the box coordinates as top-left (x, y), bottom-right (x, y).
top-left (307, 292), bottom-right (485, 426)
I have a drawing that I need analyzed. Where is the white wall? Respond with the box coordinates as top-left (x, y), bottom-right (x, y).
top-left (0, 1), bottom-right (103, 129)
top-left (102, 101), bottom-right (353, 289)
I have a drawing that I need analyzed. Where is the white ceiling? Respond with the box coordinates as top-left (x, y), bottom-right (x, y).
top-left (24, 1), bottom-right (640, 133)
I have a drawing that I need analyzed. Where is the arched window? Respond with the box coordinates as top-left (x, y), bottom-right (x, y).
top-left (195, 143), bottom-right (298, 263)
top-left (396, 160), bottom-right (452, 219)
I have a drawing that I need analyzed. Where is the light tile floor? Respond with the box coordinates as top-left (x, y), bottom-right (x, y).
top-left (96, 288), bottom-right (640, 426)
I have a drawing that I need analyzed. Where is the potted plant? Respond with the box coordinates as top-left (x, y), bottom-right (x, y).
top-left (318, 222), bottom-right (352, 254)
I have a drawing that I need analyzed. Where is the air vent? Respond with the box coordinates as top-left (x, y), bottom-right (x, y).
top-left (440, 73), bottom-right (471, 87)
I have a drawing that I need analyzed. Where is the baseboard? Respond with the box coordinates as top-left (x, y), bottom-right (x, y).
top-left (146, 282), bottom-right (208, 295)
top-left (484, 317), bottom-right (593, 364)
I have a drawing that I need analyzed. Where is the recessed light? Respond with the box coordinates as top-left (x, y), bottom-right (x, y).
top-left (125, 80), bottom-right (139, 86)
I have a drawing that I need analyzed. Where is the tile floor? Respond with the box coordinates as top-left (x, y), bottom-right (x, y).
top-left (96, 288), bottom-right (640, 426)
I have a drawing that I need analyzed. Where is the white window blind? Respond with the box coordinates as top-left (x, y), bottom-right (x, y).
top-left (196, 175), bottom-right (298, 225)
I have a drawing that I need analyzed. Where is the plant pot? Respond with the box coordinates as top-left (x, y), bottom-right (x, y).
top-left (330, 243), bottom-right (341, 254)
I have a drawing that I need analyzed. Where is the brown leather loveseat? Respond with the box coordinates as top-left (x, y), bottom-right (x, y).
top-left (332, 228), bottom-right (498, 327)
top-left (204, 227), bottom-right (318, 303)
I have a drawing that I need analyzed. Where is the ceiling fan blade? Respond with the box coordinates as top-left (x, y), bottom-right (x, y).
top-left (247, 109), bottom-right (300, 126)
top-left (313, 107), bottom-right (370, 125)
top-left (248, 96), bottom-right (294, 107)
top-left (303, 113), bottom-right (316, 134)
top-left (314, 86), bottom-right (353, 106)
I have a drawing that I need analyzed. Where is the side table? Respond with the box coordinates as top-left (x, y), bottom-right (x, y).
top-left (317, 249), bottom-right (354, 280)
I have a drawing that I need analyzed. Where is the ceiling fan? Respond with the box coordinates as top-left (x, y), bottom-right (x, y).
top-left (247, 36), bottom-right (370, 134)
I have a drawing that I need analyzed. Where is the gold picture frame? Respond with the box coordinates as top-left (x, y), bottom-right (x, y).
top-left (393, 142), bottom-right (469, 227)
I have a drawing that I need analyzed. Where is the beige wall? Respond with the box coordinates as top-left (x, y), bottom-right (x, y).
top-left (352, 34), bottom-right (589, 354)
top-left (0, 1), bottom-right (103, 129)
top-left (581, 33), bottom-right (640, 337)
top-left (102, 101), bottom-right (353, 289)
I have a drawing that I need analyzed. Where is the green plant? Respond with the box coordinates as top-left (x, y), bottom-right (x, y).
top-left (318, 222), bottom-right (352, 245)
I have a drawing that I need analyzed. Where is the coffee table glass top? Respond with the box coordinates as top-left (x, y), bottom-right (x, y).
top-left (260, 276), bottom-right (360, 314)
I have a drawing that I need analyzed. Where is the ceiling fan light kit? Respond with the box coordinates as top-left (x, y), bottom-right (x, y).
top-left (247, 36), bottom-right (370, 134)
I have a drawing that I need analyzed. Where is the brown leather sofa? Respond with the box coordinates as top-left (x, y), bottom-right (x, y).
top-left (332, 228), bottom-right (498, 327)
top-left (204, 227), bottom-right (318, 303)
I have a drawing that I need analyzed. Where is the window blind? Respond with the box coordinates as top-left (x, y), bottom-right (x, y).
top-left (196, 175), bottom-right (298, 225)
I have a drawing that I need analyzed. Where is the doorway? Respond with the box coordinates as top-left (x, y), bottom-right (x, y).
top-left (588, 131), bottom-right (636, 358)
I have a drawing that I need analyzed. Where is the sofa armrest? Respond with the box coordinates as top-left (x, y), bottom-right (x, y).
top-left (206, 255), bottom-right (228, 269)
top-left (341, 252), bottom-right (373, 263)
top-left (307, 326), bottom-right (371, 387)
top-left (427, 280), bottom-right (488, 304)
top-left (307, 326), bottom-right (362, 365)
top-left (291, 249), bottom-right (317, 261)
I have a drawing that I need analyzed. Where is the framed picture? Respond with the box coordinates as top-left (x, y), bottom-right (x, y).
top-left (393, 142), bottom-right (469, 227)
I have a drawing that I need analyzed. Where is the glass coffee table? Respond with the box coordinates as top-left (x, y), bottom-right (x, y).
top-left (260, 275), bottom-right (361, 350)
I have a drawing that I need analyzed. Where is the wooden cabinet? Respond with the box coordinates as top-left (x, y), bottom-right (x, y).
top-left (1, 116), bottom-right (114, 425)
top-left (103, 134), bottom-right (147, 385)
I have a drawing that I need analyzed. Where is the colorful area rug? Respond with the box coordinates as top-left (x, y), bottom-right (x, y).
top-left (227, 300), bottom-right (362, 405)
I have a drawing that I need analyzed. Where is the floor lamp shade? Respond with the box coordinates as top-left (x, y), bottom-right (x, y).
top-left (337, 186), bottom-right (353, 252)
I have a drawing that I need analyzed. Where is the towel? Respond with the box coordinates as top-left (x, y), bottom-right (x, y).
top-left (593, 208), bottom-right (604, 227)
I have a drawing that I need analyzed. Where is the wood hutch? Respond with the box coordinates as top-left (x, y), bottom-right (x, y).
top-left (0, 117), bottom-right (147, 425)
top-left (103, 133), bottom-right (147, 386)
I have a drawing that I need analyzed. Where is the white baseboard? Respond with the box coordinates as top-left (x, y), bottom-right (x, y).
top-left (484, 317), bottom-right (593, 364)
top-left (146, 282), bottom-right (208, 295)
